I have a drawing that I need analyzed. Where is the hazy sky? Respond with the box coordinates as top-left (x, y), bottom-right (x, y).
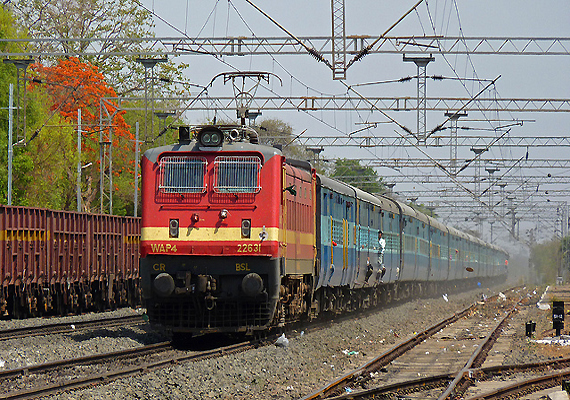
top-left (140, 0), bottom-right (570, 246)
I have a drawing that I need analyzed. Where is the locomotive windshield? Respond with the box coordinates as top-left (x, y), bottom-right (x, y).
top-left (213, 155), bottom-right (261, 193)
top-left (159, 156), bottom-right (207, 193)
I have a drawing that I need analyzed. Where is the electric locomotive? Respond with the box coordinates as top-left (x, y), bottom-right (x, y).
top-left (139, 125), bottom-right (314, 334)
top-left (140, 124), bottom-right (509, 336)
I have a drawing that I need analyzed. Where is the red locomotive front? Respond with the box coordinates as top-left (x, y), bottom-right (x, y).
top-left (139, 125), bottom-right (286, 334)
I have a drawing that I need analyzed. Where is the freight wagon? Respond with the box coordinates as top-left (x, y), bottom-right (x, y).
top-left (0, 206), bottom-right (140, 318)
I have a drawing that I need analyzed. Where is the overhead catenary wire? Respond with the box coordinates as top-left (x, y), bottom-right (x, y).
top-left (234, 1), bottom-right (439, 199)
top-left (193, 0), bottom-right (524, 236)
top-left (133, 0), bottom-right (353, 139)
top-left (345, 0), bottom-right (425, 68)
top-left (131, 0), bottom-right (562, 241)
top-left (244, 0), bottom-right (332, 69)
top-left (350, 74), bottom-right (494, 87)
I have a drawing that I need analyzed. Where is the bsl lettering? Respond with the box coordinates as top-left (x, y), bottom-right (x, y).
top-left (236, 263), bottom-right (250, 272)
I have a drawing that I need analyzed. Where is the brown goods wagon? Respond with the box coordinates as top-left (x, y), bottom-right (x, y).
top-left (121, 216), bottom-right (141, 306)
top-left (0, 205), bottom-right (141, 318)
top-left (0, 206), bottom-right (49, 317)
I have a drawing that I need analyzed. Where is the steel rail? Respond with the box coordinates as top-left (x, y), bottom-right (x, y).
top-left (300, 303), bottom-right (478, 400)
top-left (465, 368), bottom-right (570, 400)
top-left (325, 357), bottom-right (570, 400)
top-left (0, 337), bottom-right (267, 399)
top-left (0, 314), bottom-right (145, 341)
top-left (301, 289), bottom-right (525, 400)
top-left (437, 301), bottom-right (521, 399)
top-left (0, 341), bottom-right (171, 381)
top-left (327, 373), bottom-right (455, 399)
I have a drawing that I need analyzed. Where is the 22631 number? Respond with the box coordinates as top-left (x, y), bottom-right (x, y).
top-left (237, 243), bottom-right (261, 253)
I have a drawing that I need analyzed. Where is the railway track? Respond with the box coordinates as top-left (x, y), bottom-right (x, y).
top-left (543, 285), bottom-right (570, 302)
top-left (0, 289), bottom-right (481, 399)
top-left (338, 285), bottom-right (570, 400)
top-left (305, 286), bottom-right (570, 400)
top-left (0, 313), bottom-right (146, 341)
top-left (0, 335), bottom-right (272, 399)
top-left (0, 286), bottom-right (536, 399)
top-left (465, 367), bottom-right (570, 399)
top-left (302, 288), bottom-right (529, 400)
top-left (322, 356), bottom-right (570, 400)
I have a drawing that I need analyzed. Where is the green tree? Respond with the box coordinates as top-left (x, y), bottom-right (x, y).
top-left (256, 118), bottom-right (329, 172)
top-left (23, 109), bottom-right (78, 209)
top-left (530, 239), bottom-right (562, 283)
top-left (11, 0), bottom-right (190, 96)
top-left (0, 7), bottom-right (37, 205)
top-left (331, 158), bottom-right (385, 194)
top-left (409, 203), bottom-right (438, 218)
top-left (562, 236), bottom-right (570, 273)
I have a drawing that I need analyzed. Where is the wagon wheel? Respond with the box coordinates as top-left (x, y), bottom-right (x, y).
top-left (95, 282), bottom-right (107, 312)
top-left (56, 288), bottom-right (69, 316)
top-left (11, 293), bottom-right (22, 319)
top-left (25, 289), bottom-right (38, 318)
top-left (69, 286), bottom-right (79, 315)
top-left (115, 281), bottom-right (127, 308)
top-left (368, 289), bottom-right (376, 307)
top-left (37, 289), bottom-right (48, 316)
top-left (80, 282), bottom-right (94, 313)
top-left (0, 294), bottom-right (8, 318)
top-left (171, 332), bottom-right (193, 348)
top-left (128, 279), bottom-right (141, 308)
top-left (107, 279), bottom-right (117, 310)
top-left (43, 286), bottom-right (54, 315)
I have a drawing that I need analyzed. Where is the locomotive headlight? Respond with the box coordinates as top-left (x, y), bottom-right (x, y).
top-left (241, 273), bottom-right (263, 297)
top-left (219, 209), bottom-right (228, 219)
top-left (191, 213), bottom-right (200, 223)
top-left (198, 126), bottom-right (224, 147)
top-left (241, 219), bottom-right (251, 238)
top-left (169, 219), bottom-right (179, 238)
top-left (154, 273), bottom-right (175, 297)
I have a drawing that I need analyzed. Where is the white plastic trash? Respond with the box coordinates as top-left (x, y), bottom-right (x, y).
top-left (275, 333), bottom-right (289, 347)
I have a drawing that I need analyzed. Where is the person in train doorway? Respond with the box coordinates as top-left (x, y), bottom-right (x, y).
top-left (376, 230), bottom-right (387, 283)
top-left (364, 257), bottom-right (373, 284)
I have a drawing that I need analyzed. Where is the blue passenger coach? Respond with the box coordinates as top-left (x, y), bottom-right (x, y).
top-left (313, 173), bottom-right (507, 307)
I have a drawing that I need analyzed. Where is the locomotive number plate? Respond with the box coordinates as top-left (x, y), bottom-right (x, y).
top-left (237, 243), bottom-right (261, 253)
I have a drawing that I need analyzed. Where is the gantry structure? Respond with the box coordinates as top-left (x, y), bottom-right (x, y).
top-left (2, 0), bottom-right (569, 244)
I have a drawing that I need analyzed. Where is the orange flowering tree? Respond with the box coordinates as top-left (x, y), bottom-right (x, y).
top-left (31, 57), bottom-right (136, 214)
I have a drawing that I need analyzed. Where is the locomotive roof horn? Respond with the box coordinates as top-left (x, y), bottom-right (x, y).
top-left (229, 129), bottom-right (241, 142)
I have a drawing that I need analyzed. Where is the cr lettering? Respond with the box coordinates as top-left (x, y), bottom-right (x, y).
top-left (153, 263), bottom-right (166, 271)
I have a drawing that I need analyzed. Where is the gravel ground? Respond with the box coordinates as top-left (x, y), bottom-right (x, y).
top-left (0, 282), bottom-right (547, 400)
top-left (503, 287), bottom-right (570, 364)
top-left (0, 308), bottom-right (168, 371)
